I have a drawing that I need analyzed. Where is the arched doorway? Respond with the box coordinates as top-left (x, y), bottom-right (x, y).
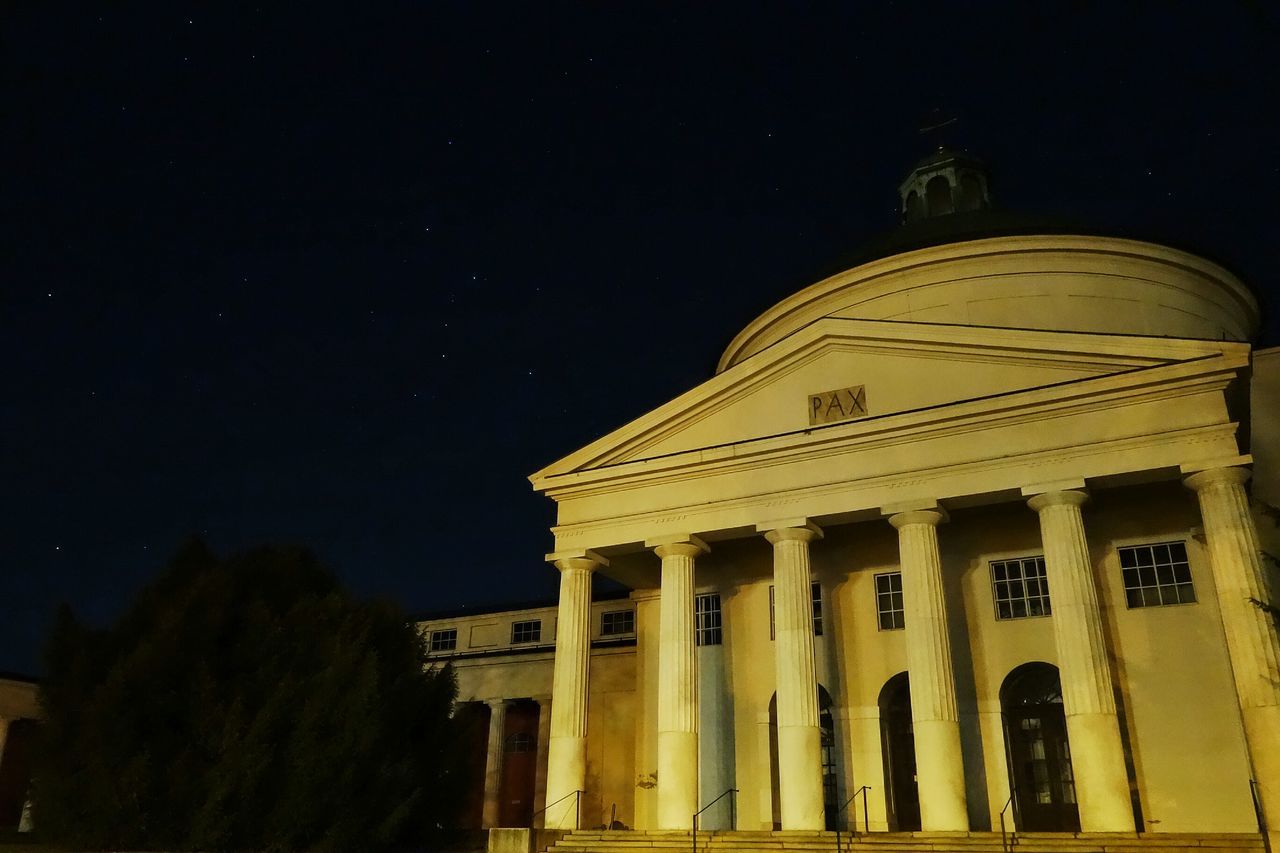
top-left (1001, 663), bottom-right (1079, 832)
top-left (768, 686), bottom-right (841, 830)
top-left (878, 673), bottom-right (920, 831)
top-left (499, 700), bottom-right (540, 827)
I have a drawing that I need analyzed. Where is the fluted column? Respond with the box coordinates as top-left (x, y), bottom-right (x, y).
top-left (1027, 489), bottom-right (1134, 832)
top-left (1185, 467), bottom-right (1280, 848)
top-left (482, 699), bottom-right (508, 827)
top-left (545, 552), bottom-right (605, 829)
top-left (890, 508), bottom-right (969, 831)
top-left (650, 535), bottom-right (707, 829)
top-left (763, 522), bottom-right (825, 830)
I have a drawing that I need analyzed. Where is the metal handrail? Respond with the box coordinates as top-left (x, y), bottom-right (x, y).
top-left (833, 786), bottom-right (872, 853)
top-left (1250, 779), bottom-right (1272, 853)
top-left (693, 788), bottom-right (739, 853)
top-left (999, 795), bottom-right (1015, 853)
top-left (532, 789), bottom-right (583, 830)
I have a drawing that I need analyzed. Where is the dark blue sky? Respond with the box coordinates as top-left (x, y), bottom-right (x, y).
top-left (3, 2), bottom-right (1278, 674)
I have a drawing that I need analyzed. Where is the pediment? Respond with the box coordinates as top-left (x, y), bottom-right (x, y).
top-left (531, 318), bottom-right (1241, 485)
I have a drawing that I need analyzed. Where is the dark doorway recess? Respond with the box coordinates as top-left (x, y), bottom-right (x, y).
top-left (455, 704), bottom-right (489, 829)
top-left (879, 673), bottom-right (920, 832)
top-left (499, 700), bottom-right (540, 827)
top-left (1001, 663), bottom-right (1080, 832)
top-left (767, 685), bottom-right (842, 830)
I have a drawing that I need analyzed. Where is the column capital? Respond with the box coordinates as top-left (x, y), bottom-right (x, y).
top-left (486, 698), bottom-right (508, 711)
top-left (759, 520), bottom-right (823, 543)
top-left (547, 549), bottom-right (609, 572)
top-left (1027, 489), bottom-right (1089, 512)
top-left (645, 533), bottom-right (708, 559)
top-left (1184, 466), bottom-right (1251, 492)
top-left (888, 508), bottom-right (948, 529)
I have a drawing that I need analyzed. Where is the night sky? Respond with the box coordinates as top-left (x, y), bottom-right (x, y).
top-left (4, 3), bottom-right (1279, 675)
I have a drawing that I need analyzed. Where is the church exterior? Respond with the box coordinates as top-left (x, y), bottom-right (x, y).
top-left (418, 151), bottom-right (1280, 848)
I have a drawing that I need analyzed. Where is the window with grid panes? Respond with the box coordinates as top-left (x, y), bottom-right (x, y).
top-left (990, 556), bottom-right (1052, 620)
top-left (768, 581), bottom-right (824, 639)
top-left (511, 619), bottom-right (542, 644)
top-left (1119, 541), bottom-right (1195, 607)
top-left (601, 609), bottom-right (634, 636)
top-left (695, 593), bottom-right (722, 646)
top-left (875, 572), bottom-right (904, 630)
top-left (429, 628), bottom-right (457, 651)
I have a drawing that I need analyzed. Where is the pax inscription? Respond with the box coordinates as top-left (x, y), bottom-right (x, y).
top-left (808, 384), bottom-right (868, 426)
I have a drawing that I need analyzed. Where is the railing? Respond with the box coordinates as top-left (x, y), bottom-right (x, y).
top-left (833, 786), bottom-right (872, 853)
top-left (692, 788), bottom-right (738, 853)
top-left (1250, 779), bottom-right (1272, 853)
top-left (999, 795), bottom-right (1016, 853)
top-left (532, 789), bottom-right (583, 830)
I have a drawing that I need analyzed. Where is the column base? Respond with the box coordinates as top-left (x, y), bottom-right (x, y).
top-left (1242, 704), bottom-right (1280, 846)
top-left (545, 734), bottom-right (587, 829)
top-left (777, 724), bottom-right (825, 830)
top-left (1065, 712), bottom-right (1135, 832)
top-left (914, 719), bottom-right (969, 831)
top-left (657, 730), bottom-right (698, 829)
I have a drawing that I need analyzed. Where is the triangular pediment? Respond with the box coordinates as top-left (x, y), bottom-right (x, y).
top-left (531, 318), bottom-right (1241, 485)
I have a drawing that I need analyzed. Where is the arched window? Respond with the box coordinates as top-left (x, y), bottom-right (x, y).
top-left (504, 731), bottom-right (535, 754)
top-left (926, 175), bottom-right (953, 216)
top-left (904, 190), bottom-right (922, 222)
top-left (957, 172), bottom-right (984, 211)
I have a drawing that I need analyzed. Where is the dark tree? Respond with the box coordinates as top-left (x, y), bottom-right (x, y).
top-left (32, 539), bottom-right (464, 852)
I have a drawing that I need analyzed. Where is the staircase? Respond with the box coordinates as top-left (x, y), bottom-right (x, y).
top-left (547, 829), bottom-right (1265, 853)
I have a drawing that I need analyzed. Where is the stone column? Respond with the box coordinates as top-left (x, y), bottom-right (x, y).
top-left (1185, 467), bottom-right (1280, 848)
top-left (762, 522), bottom-right (826, 830)
top-left (1027, 489), bottom-right (1134, 832)
top-left (533, 694), bottom-right (553, 827)
top-left (545, 552), bottom-right (605, 829)
top-left (482, 699), bottom-right (508, 827)
top-left (648, 535), bottom-right (707, 829)
top-left (889, 509), bottom-right (969, 831)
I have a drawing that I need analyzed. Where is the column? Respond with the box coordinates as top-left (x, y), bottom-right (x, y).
top-left (889, 509), bottom-right (969, 831)
top-left (482, 699), bottom-right (508, 827)
top-left (648, 535), bottom-right (707, 829)
top-left (1027, 489), bottom-right (1134, 831)
top-left (762, 522), bottom-right (825, 830)
top-left (1185, 467), bottom-right (1280, 849)
top-left (545, 552), bottom-right (605, 829)
top-left (533, 694), bottom-right (553, 827)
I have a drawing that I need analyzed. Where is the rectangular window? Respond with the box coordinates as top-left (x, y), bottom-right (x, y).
top-left (875, 572), bottom-right (904, 630)
top-left (601, 609), bottom-right (635, 636)
top-left (768, 582), bottom-right (823, 639)
top-left (511, 619), bottom-right (542, 644)
top-left (991, 556), bottom-right (1052, 620)
top-left (812, 582), bottom-right (823, 637)
top-left (1120, 541), bottom-right (1195, 608)
top-left (429, 628), bottom-right (457, 652)
top-left (696, 593), bottom-right (722, 646)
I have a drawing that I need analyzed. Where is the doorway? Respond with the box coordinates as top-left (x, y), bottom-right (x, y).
top-left (1001, 663), bottom-right (1079, 832)
top-left (768, 686), bottom-right (841, 830)
top-left (499, 700), bottom-right (540, 827)
top-left (878, 673), bottom-right (920, 831)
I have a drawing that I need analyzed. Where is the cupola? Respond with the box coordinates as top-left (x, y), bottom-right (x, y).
top-left (898, 147), bottom-right (991, 223)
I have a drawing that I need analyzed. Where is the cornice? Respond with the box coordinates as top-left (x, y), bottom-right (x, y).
top-left (535, 351), bottom-right (1245, 500)
top-left (528, 318), bottom-right (1243, 485)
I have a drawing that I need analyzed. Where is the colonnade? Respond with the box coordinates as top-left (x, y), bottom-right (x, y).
top-left (541, 466), bottom-right (1279, 837)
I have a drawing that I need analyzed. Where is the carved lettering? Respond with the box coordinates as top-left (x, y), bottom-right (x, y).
top-left (808, 385), bottom-right (868, 426)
